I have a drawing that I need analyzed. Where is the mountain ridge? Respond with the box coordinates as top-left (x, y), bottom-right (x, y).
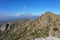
top-left (0, 12), bottom-right (60, 40)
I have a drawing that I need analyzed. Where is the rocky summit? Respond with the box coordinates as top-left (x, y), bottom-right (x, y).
top-left (0, 12), bottom-right (60, 40)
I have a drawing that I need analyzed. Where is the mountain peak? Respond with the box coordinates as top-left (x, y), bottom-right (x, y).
top-left (45, 12), bottom-right (55, 16)
top-left (45, 12), bottom-right (53, 14)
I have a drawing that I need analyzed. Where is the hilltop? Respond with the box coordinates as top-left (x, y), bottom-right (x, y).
top-left (0, 12), bottom-right (60, 40)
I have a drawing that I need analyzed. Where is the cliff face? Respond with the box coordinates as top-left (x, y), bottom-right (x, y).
top-left (0, 12), bottom-right (60, 40)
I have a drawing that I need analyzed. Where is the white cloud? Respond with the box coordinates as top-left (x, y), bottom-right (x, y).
top-left (23, 5), bottom-right (27, 10)
top-left (16, 13), bottom-right (21, 17)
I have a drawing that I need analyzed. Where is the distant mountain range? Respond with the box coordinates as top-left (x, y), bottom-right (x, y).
top-left (0, 16), bottom-right (39, 21)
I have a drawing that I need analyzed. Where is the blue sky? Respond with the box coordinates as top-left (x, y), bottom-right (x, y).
top-left (0, 0), bottom-right (60, 17)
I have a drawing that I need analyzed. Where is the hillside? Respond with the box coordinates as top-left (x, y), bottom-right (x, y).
top-left (0, 12), bottom-right (60, 40)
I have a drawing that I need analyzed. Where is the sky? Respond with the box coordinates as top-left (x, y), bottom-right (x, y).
top-left (0, 0), bottom-right (60, 17)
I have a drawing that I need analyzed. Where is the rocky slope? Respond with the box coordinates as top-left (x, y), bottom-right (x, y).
top-left (0, 12), bottom-right (60, 40)
top-left (35, 36), bottom-right (60, 40)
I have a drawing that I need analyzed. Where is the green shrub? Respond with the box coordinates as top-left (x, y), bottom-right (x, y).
top-left (53, 27), bottom-right (58, 31)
